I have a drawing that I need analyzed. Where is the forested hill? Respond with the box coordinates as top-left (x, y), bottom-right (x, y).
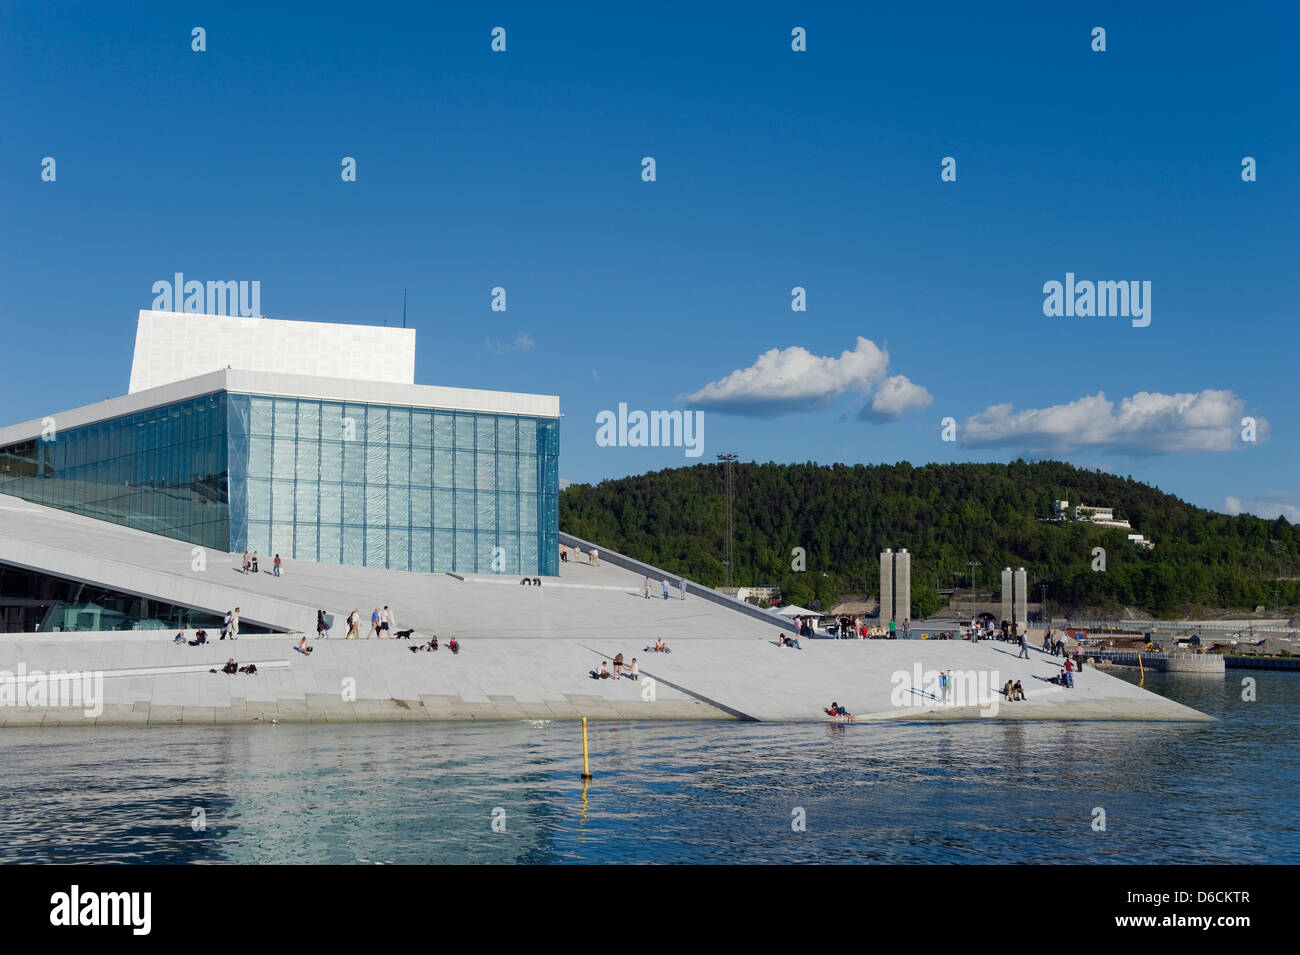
top-left (559, 460), bottom-right (1300, 617)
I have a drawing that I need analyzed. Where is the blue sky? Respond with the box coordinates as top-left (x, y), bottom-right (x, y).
top-left (2, 1), bottom-right (1296, 518)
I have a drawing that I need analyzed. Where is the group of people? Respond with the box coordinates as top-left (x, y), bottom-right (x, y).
top-left (211, 658), bottom-right (257, 675)
top-left (1040, 629), bottom-right (1087, 669)
top-left (174, 627), bottom-right (211, 646)
top-left (339, 606), bottom-right (396, 639)
top-left (1047, 658), bottom-right (1077, 687)
top-left (409, 635), bottom-right (459, 654)
top-left (642, 576), bottom-right (686, 600)
top-left (220, 608), bottom-right (240, 640)
top-left (240, 551), bottom-right (283, 577)
top-left (590, 652), bottom-right (641, 680)
top-left (561, 544), bottom-right (598, 566)
top-left (1001, 680), bottom-right (1027, 701)
top-left (519, 577), bottom-right (542, 586)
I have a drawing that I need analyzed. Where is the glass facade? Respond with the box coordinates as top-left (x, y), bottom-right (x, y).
top-left (227, 394), bottom-right (559, 576)
top-left (0, 390), bottom-right (560, 577)
top-left (0, 560), bottom-right (277, 633)
top-left (0, 393), bottom-right (229, 550)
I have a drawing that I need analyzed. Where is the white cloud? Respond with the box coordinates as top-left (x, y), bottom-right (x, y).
top-left (486, 333), bottom-right (535, 355)
top-left (961, 390), bottom-right (1267, 454)
top-left (1224, 494), bottom-right (1299, 522)
top-left (860, 374), bottom-right (934, 422)
top-left (683, 336), bottom-right (929, 421)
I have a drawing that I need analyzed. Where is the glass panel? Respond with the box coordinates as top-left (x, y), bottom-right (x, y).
top-left (433, 489), bottom-right (454, 529)
top-left (497, 453), bottom-right (517, 490)
top-left (342, 440), bottom-right (364, 483)
top-left (388, 485), bottom-right (409, 524)
top-left (296, 481), bottom-right (318, 524)
top-left (389, 407), bottom-right (410, 447)
top-left (250, 397), bottom-right (274, 436)
top-left (272, 437), bottom-right (295, 479)
top-left (319, 440), bottom-right (342, 483)
top-left (273, 398), bottom-right (297, 438)
top-left (433, 413), bottom-right (455, 448)
top-left (432, 448), bottom-right (452, 487)
top-left (366, 442), bottom-right (387, 486)
top-left (432, 529), bottom-right (453, 572)
top-left (293, 523), bottom-right (317, 562)
top-left (410, 527), bottom-right (432, 573)
top-left (455, 530), bottom-right (477, 571)
top-left (342, 525), bottom-right (365, 566)
top-left (297, 400), bottom-right (321, 441)
top-left (296, 440), bottom-right (318, 480)
top-left (518, 421), bottom-right (537, 454)
top-left (496, 416), bottom-right (517, 453)
top-left (409, 446), bottom-right (432, 488)
top-left (410, 486), bottom-right (431, 527)
top-left (389, 528), bottom-right (409, 571)
top-left (476, 451), bottom-right (495, 492)
top-left (248, 478), bottom-right (271, 521)
top-left (455, 489), bottom-right (475, 528)
top-left (476, 415), bottom-right (495, 453)
top-left (411, 410), bottom-right (432, 448)
top-left (342, 483), bottom-right (365, 524)
top-left (387, 443), bottom-right (409, 485)
top-left (272, 480), bottom-right (295, 523)
top-left (318, 524), bottom-right (341, 564)
top-left (366, 483), bottom-right (387, 526)
top-left (365, 524), bottom-right (387, 567)
top-left (319, 481), bottom-right (342, 524)
top-left (455, 414), bottom-right (475, 449)
top-left (248, 436), bottom-right (272, 478)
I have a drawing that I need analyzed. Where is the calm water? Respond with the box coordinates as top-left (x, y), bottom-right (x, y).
top-left (1, 670), bottom-right (1295, 864)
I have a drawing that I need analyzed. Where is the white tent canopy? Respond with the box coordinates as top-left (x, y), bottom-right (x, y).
top-left (772, 605), bottom-right (817, 618)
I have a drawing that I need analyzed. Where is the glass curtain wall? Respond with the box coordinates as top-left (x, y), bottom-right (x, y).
top-left (228, 394), bottom-right (559, 575)
top-left (0, 393), bottom-right (229, 550)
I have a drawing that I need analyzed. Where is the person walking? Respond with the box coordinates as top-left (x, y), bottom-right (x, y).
top-left (251, 551), bottom-right (260, 574)
top-left (590, 547), bottom-right (599, 567)
top-left (379, 605), bottom-right (392, 637)
top-left (346, 608), bottom-right (360, 639)
top-left (560, 544), bottom-right (567, 564)
top-left (367, 607), bottom-right (380, 639)
top-left (938, 670), bottom-right (949, 703)
top-left (229, 607), bottom-right (240, 640)
top-left (241, 551), bottom-right (250, 574)
top-left (220, 609), bottom-right (232, 640)
top-left (643, 576), bottom-right (651, 599)
top-left (1017, 631), bottom-right (1030, 659)
top-left (679, 579), bottom-right (687, 601)
top-left (273, 553), bottom-right (282, 577)
top-left (661, 579), bottom-right (669, 600)
top-left (1043, 628), bottom-right (1053, 653)
top-left (1074, 644), bottom-right (1085, 671)
top-left (316, 609), bottom-right (328, 639)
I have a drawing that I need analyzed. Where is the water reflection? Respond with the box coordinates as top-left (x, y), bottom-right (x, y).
top-left (0, 670), bottom-right (1295, 864)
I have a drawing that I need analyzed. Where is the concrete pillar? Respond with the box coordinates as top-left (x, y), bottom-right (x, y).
top-left (1014, 567), bottom-right (1028, 632)
top-left (896, 549), bottom-right (910, 625)
top-left (879, 549), bottom-right (893, 625)
top-left (1000, 567), bottom-right (1013, 624)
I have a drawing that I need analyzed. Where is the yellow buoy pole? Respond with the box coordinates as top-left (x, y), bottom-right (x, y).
top-left (1137, 651), bottom-right (1145, 684)
top-left (581, 716), bottom-right (593, 779)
